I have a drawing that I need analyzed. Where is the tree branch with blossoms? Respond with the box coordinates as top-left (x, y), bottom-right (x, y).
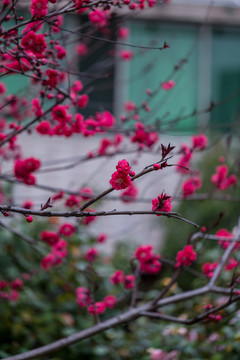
top-left (0, 0), bottom-right (240, 359)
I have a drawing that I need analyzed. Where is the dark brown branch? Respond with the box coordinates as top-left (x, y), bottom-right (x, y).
top-left (0, 285), bottom-right (211, 360)
top-left (0, 206), bottom-right (199, 227)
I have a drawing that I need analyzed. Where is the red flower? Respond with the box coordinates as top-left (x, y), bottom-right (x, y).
top-left (14, 157), bottom-right (41, 185)
top-left (216, 228), bottom-right (234, 249)
top-left (32, 98), bottom-right (43, 117)
top-left (121, 183), bottom-right (138, 202)
top-left (182, 176), bottom-right (202, 198)
top-left (110, 159), bottom-right (132, 190)
top-left (88, 302), bottom-right (106, 315)
top-left (76, 287), bottom-right (91, 307)
top-left (83, 209), bottom-right (96, 225)
top-left (118, 27), bottom-right (129, 39)
top-left (96, 111), bottom-right (115, 128)
top-left (22, 201), bottom-right (34, 209)
top-left (11, 278), bottom-right (23, 289)
top-left (109, 270), bottom-right (124, 284)
top-left (110, 171), bottom-right (132, 190)
top-left (26, 215), bottom-right (33, 223)
top-left (77, 94), bottom-right (89, 108)
top-left (124, 275), bottom-right (135, 289)
top-left (36, 121), bottom-right (51, 135)
top-left (161, 80), bottom-right (175, 90)
top-left (0, 280), bottom-right (8, 289)
top-left (21, 31), bottom-right (47, 56)
top-left (9, 289), bottom-right (20, 302)
top-left (53, 240), bottom-right (68, 264)
top-left (135, 245), bottom-right (162, 275)
top-left (131, 122), bottom-right (158, 148)
top-left (75, 43), bottom-right (88, 56)
top-left (135, 245), bottom-right (153, 262)
top-left (192, 134), bottom-right (208, 150)
top-left (96, 233), bottom-right (107, 243)
top-left (140, 256), bottom-right (162, 274)
top-left (41, 240), bottom-right (68, 270)
top-left (176, 144), bottom-right (192, 174)
top-left (89, 9), bottom-right (108, 28)
top-left (119, 50), bottom-right (134, 61)
top-left (202, 262), bottom-right (218, 277)
top-left (176, 245), bottom-right (197, 267)
top-left (152, 193), bottom-right (172, 215)
top-left (211, 164), bottom-right (237, 190)
top-left (71, 80), bottom-right (83, 93)
top-left (80, 187), bottom-right (93, 200)
top-left (55, 45), bottom-right (66, 59)
top-left (41, 253), bottom-right (56, 270)
top-left (124, 100), bottom-right (136, 112)
top-left (31, 0), bottom-right (48, 18)
top-left (59, 223), bottom-right (75, 237)
top-left (45, 69), bottom-right (59, 88)
top-left (40, 231), bottom-right (59, 246)
top-left (85, 248), bottom-right (98, 262)
top-left (103, 295), bottom-right (117, 308)
top-left (65, 195), bottom-right (80, 208)
top-left (225, 257), bottom-right (238, 271)
top-left (51, 105), bottom-right (70, 124)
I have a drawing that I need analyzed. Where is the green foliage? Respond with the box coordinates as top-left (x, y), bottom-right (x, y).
top-left (1, 213), bottom-right (240, 359)
top-left (163, 141), bottom-right (240, 258)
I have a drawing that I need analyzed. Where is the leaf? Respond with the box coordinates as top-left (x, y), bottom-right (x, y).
top-left (40, 197), bottom-right (53, 211)
top-left (161, 143), bottom-right (175, 159)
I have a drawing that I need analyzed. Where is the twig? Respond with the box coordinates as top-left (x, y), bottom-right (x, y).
top-left (0, 206), bottom-right (199, 227)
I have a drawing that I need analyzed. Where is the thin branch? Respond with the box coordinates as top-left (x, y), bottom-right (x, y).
top-left (142, 293), bottom-right (240, 325)
top-left (1, 285), bottom-right (211, 360)
top-left (0, 219), bottom-right (36, 247)
top-left (208, 235), bottom-right (240, 288)
top-left (0, 206), bottom-right (199, 227)
top-left (130, 265), bottom-right (140, 308)
top-left (151, 268), bottom-right (181, 305)
top-left (58, 25), bottom-right (169, 50)
top-left (80, 157), bottom-right (172, 211)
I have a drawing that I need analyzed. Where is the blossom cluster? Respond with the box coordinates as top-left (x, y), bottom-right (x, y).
top-left (202, 228), bottom-right (239, 277)
top-left (76, 287), bottom-right (117, 315)
top-left (211, 164), bottom-right (237, 190)
top-left (216, 228), bottom-right (235, 250)
top-left (182, 176), bottom-right (202, 198)
top-left (135, 245), bottom-right (162, 274)
top-left (202, 261), bottom-right (218, 278)
top-left (14, 157), bottom-right (41, 185)
top-left (152, 193), bottom-right (172, 215)
top-left (131, 122), bottom-right (159, 149)
top-left (177, 134), bottom-right (238, 200)
top-left (109, 270), bottom-right (135, 289)
top-left (0, 275), bottom-right (30, 302)
top-left (40, 230), bottom-right (68, 270)
top-left (121, 183), bottom-right (139, 202)
top-left (175, 245), bottom-right (197, 267)
top-left (177, 134), bottom-right (208, 176)
top-left (31, 0), bottom-right (48, 18)
top-left (36, 108), bottom-right (116, 138)
top-left (110, 159), bottom-right (135, 190)
top-left (21, 31), bottom-right (47, 57)
top-left (97, 135), bottom-right (123, 156)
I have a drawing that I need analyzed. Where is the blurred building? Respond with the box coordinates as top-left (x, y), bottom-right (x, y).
top-left (115, 0), bottom-right (240, 134)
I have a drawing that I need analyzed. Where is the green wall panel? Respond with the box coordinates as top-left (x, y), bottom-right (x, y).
top-left (127, 20), bottom-right (199, 133)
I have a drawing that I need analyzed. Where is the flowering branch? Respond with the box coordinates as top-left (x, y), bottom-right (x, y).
top-left (0, 206), bottom-right (199, 227)
top-left (3, 283), bottom-right (238, 360)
